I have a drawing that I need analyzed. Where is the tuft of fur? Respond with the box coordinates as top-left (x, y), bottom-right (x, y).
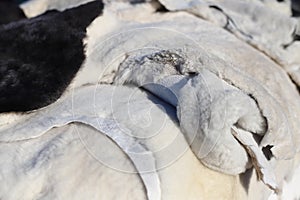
top-left (0, 0), bottom-right (104, 113)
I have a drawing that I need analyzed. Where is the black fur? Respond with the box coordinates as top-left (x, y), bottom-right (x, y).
top-left (0, 0), bottom-right (104, 113)
top-left (0, 0), bottom-right (26, 25)
top-left (292, 0), bottom-right (300, 17)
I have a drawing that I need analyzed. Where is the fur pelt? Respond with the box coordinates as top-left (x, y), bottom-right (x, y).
top-left (0, 0), bottom-right (104, 113)
top-left (0, 0), bottom-right (26, 25)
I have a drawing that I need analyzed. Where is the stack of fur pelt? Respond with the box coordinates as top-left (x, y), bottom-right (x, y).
top-left (0, 0), bottom-right (300, 200)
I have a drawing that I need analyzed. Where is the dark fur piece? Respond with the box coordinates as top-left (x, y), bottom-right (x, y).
top-left (0, 1), bottom-right (104, 113)
top-left (292, 0), bottom-right (300, 17)
top-left (0, 0), bottom-right (26, 25)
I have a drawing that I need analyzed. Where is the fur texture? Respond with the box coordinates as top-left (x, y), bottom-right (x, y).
top-left (0, 0), bottom-right (104, 113)
top-left (0, 0), bottom-right (26, 25)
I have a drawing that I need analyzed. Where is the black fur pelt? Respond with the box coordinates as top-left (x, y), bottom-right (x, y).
top-left (0, 0), bottom-right (104, 113)
top-left (0, 0), bottom-right (26, 25)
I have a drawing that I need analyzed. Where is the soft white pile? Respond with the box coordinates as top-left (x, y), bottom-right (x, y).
top-left (1, 0), bottom-right (300, 199)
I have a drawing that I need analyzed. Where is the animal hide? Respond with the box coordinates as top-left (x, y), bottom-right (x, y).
top-left (1, 0), bottom-right (300, 200)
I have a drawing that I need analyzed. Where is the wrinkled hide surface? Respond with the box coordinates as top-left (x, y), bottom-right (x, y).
top-left (0, 0), bottom-right (300, 200)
